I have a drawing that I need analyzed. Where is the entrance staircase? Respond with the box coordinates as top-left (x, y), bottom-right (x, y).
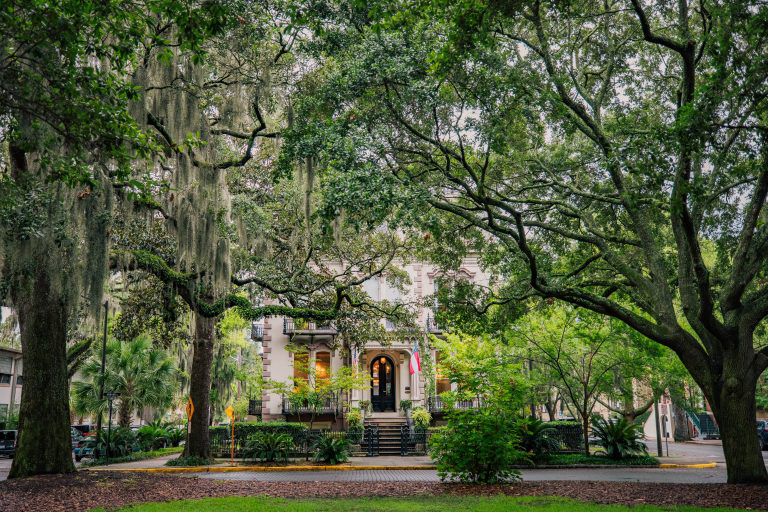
top-left (365, 416), bottom-right (406, 456)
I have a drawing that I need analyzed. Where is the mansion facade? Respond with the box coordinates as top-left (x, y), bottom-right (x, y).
top-left (252, 258), bottom-right (489, 427)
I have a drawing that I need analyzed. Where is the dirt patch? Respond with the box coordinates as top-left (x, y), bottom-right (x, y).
top-left (1, 472), bottom-right (767, 511)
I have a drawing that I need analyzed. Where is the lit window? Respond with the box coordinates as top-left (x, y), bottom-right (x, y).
top-left (293, 351), bottom-right (309, 387)
top-left (315, 352), bottom-right (331, 383)
top-left (435, 353), bottom-right (451, 394)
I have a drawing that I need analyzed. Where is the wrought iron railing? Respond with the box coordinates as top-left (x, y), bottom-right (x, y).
top-left (282, 396), bottom-right (338, 415)
top-left (426, 314), bottom-right (441, 333)
top-left (251, 324), bottom-right (264, 340)
top-left (400, 425), bottom-right (431, 455)
top-left (248, 400), bottom-right (263, 416)
top-left (283, 318), bottom-right (337, 335)
top-left (427, 396), bottom-right (484, 413)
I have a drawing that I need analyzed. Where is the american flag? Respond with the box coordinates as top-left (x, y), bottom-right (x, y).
top-left (409, 340), bottom-right (421, 375)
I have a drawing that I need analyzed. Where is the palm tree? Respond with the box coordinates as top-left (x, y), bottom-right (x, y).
top-left (72, 336), bottom-right (176, 427)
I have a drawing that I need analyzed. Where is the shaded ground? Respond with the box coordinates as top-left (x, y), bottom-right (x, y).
top-left (1, 471), bottom-right (768, 512)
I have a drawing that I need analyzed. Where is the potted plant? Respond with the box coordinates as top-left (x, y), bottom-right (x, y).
top-left (358, 400), bottom-right (371, 418)
top-left (412, 407), bottom-right (431, 431)
top-left (399, 399), bottom-right (413, 418)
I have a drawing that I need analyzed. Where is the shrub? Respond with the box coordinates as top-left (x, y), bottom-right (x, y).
top-left (246, 431), bottom-right (294, 463)
top-left (412, 407), bottom-right (431, 429)
top-left (514, 417), bottom-right (558, 460)
top-left (358, 400), bottom-right (371, 414)
top-left (136, 425), bottom-right (168, 451)
top-left (399, 399), bottom-right (413, 414)
top-left (591, 416), bottom-right (648, 460)
top-left (346, 409), bottom-right (363, 429)
top-left (96, 427), bottom-right (139, 457)
top-left (165, 455), bottom-right (213, 466)
top-left (165, 427), bottom-right (185, 447)
top-left (209, 421), bottom-right (307, 439)
top-left (429, 409), bottom-right (522, 483)
top-left (312, 434), bottom-right (350, 464)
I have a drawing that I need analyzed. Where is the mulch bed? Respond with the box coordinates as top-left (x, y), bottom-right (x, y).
top-left (1, 471), bottom-right (767, 511)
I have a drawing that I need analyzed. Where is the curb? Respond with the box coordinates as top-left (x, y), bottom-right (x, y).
top-left (658, 462), bottom-right (717, 469)
top-left (87, 465), bottom-right (437, 473)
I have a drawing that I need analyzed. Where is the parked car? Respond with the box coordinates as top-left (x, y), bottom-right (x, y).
top-left (73, 439), bottom-right (99, 462)
top-left (0, 430), bottom-right (17, 458)
top-left (758, 421), bottom-right (768, 450)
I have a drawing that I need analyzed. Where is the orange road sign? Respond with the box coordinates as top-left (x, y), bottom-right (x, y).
top-left (186, 398), bottom-right (195, 420)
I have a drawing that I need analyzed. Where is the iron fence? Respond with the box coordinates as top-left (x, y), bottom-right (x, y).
top-left (400, 425), bottom-right (431, 455)
top-left (208, 426), bottom-right (380, 459)
top-left (281, 396), bottom-right (339, 415)
top-left (548, 423), bottom-right (584, 453)
top-left (427, 396), bottom-right (485, 413)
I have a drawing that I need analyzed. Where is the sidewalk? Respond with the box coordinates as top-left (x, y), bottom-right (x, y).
top-left (89, 454), bottom-right (434, 471)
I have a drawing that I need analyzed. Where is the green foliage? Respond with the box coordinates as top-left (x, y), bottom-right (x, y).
top-left (165, 455), bottom-right (214, 467)
top-left (429, 409), bottom-right (522, 483)
top-left (346, 409), bottom-right (363, 429)
top-left (96, 427), bottom-right (139, 458)
top-left (590, 416), bottom-right (648, 460)
top-left (136, 425), bottom-right (169, 451)
top-left (412, 407), bottom-right (432, 429)
top-left (514, 417), bottom-right (559, 461)
top-left (209, 422), bottom-right (307, 439)
top-left (72, 335), bottom-right (177, 427)
top-left (539, 453), bottom-right (659, 467)
top-left (312, 435), bottom-right (350, 465)
top-left (399, 399), bottom-right (413, 413)
top-left (246, 431), bottom-right (293, 463)
top-left (80, 446), bottom-right (183, 467)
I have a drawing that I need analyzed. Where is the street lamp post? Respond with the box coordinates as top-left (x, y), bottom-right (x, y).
top-left (105, 391), bottom-right (120, 465)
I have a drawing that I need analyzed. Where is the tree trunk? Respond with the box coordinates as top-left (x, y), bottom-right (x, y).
top-left (185, 313), bottom-right (215, 459)
top-left (581, 413), bottom-right (590, 456)
top-left (671, 402), bottom-right (692, 441)
top-left (710, 374), bottom-right (768, 484)
top-left (544, 399), bottom-right (556, 421)
top-left (118, 400), bottom-right (132, 428)
top-left (8, 266), bottom-right (75, 478)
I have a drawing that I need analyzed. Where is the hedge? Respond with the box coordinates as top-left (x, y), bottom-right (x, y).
top-left (209, 421), bottom-right (307, 437)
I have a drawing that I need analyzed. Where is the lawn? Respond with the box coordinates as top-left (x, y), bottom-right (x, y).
top-left (107, 496), bottom-right (747, 512)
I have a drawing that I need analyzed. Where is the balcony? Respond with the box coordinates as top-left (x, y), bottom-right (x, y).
top-left (426, 314), bottom-right (442, 334)
top-left (282, 396), bottom-right (339, 415)
top-left (283, 318), bottom-right (337, 343)
top-left (427, 396), bottom-right (485, 414)
top-left (248, 399), bottom-right (263, 416)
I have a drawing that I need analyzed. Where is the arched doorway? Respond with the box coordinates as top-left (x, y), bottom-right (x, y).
top-left (370, 355), bottom-right (396, 412)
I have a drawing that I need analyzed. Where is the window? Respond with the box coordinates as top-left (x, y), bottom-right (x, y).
top-left (315, 352), bottom-right (331, 383)
top-left (293, 351), bottom-right (309, 387)
top-left (0, 356), bottom-right (12, 374)
top-left (15, 375), bottom-right (22, 386)
top-left (0, 374), bottom-right (10, 385)
top-left (435, 353), bottom-right (451, 394)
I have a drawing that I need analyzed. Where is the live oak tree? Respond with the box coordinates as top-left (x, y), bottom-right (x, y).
top-left (281, 1), bottom-right (768, 483)
top-left (0, 1), bottom-right (228, 478)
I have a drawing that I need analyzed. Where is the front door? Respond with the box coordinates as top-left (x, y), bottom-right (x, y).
top-left (370, 355), bottom-right (396, 412)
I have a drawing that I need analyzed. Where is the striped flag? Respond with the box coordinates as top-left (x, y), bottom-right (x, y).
top-left (409, 340), bottom-right (421, 375)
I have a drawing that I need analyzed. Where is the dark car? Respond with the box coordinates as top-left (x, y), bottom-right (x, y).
top-left (758, 421), bottom-right (768, 450)
top-left (73, 439), bottom-right (99, 462)
top-left (0, 430), bottom-right (17, 458)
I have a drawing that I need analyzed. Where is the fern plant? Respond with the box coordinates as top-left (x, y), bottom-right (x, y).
top-left (591, 416), bottom-right (648, 460)
top-left (514, 417), bottom-right (559, 460)
top-left (246, 431), bottom-right (293, 463)
top-left (312, 435), bottom-right (350, 465)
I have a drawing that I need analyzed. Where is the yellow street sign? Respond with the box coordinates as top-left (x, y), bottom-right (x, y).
top-left (225, 405), bottom-right (235, 420)
top-left (186, 398), bottom-right (195, 420)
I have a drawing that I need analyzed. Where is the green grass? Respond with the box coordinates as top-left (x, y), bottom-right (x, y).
top-left (80, 446), bottom-right (183, 467)
top-left (542, 453), bottom-right (659, 466)
top-left (100, 496), bottom-right (746, 512)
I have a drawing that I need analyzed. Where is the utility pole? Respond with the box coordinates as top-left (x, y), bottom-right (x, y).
top-left (96, 301), bottom-right (108, 434)
top-left (653, 399), bottom-right (663, 457)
